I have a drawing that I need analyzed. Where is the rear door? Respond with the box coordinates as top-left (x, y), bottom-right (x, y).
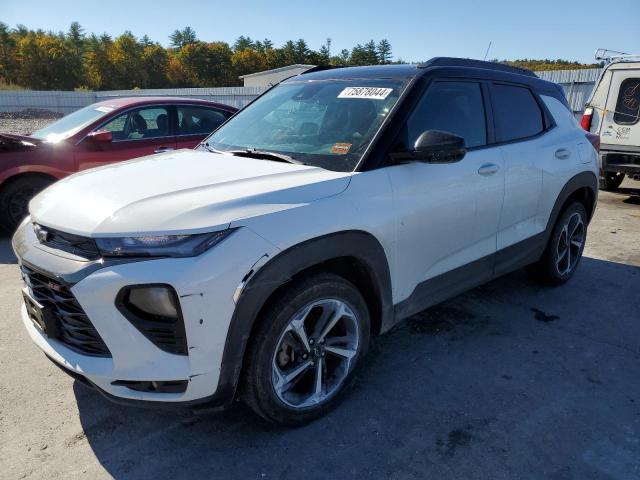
top-left (600, 70), bottom-right (640, 147)
top-left (75, 105), bottom-right (177, 171)
top-left (174, 105), bottom-right (233, 150)
top-left (490, 83), bottom-right (548, 250)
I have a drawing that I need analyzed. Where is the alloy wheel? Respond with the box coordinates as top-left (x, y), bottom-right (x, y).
top-left (271, 298), bottom-right (360, 409)
top-left (555, 212), bottom-right (585, 276)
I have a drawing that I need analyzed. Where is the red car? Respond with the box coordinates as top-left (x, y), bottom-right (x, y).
top-left (0, 97), bottom-right (237, 231)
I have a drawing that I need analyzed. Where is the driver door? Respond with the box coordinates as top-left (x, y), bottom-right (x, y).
top-left (386, 80), bottom-right (505, 304)
top-left (75, 106), bottom-right (176, 171)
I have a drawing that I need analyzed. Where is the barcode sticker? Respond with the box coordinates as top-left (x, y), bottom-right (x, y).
top-left (338, 87), bottom-right (393, 100)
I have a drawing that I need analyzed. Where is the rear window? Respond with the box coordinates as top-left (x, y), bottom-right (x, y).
top-left (177, 106), bottom-right (231, 135)
top-left (614, 78), bottom-right (640, 125)
top-left (492, 84), bottom-right (545, 142)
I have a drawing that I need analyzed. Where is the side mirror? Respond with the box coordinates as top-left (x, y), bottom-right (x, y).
top-left (87, 130), bottom-right (112, 143)
top-left (391, 130), bottom-right (467, 164)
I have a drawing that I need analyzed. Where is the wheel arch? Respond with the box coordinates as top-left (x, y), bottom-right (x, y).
top-left (213, 230), bottom-right (393, 406)
top-left (0, 171), bottom-right (58, 191)
top-left (545, 171), bottom-right (598, 242)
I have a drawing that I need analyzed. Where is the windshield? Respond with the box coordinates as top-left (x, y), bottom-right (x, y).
top-left (31, 104), bottom-right (115, 142)
top-left (203, 79), bottom-right (408, 171)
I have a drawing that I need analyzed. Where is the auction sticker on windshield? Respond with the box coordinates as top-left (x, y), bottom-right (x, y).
top-left (338, 87), bottom-right (393, 100)
top-left (330, 142), bottom-right (352, 154)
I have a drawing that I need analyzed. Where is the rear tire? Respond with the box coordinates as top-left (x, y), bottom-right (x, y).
top-left (242, 273), bottom-right (370, 426)
top-left (527, 201), bottom-right (587, 286)
top-left (599, 172), bottom-right (624, 191)
top-left (0, 176), bottom-right (53, 233)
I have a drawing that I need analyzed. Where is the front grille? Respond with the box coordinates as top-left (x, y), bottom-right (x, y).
top-left (33, 224), bottom-right (100, 260)
top-left (22, 265), bottom-right (111, 357)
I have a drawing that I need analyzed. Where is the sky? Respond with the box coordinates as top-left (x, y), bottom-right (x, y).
top-left (1, 0), bottom-right (638, 64)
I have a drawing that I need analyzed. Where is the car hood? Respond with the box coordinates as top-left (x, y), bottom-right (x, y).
top-left (0, 133), bottom-right (45, 152)
top-left (30, 149), bottom-right (352, 236)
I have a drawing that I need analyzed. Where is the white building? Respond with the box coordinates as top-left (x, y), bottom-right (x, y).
top-left (239, 64), bottom-right (316, 87)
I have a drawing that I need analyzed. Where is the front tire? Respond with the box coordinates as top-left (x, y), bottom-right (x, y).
top-left (599, 172), bottom-right (625, 191)
top-left (242, 273), bottom-right (370, 426)
top-left (0, 176), bottom-right (53, 233)
top-left (527, 201), bottom-right (587, 286)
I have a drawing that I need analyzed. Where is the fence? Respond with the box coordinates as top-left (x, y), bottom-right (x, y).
top-left (0, 69), bottom-right (603, 116)
top-left (534, 68), bottom-right (602, 116)
top-left (0, 86), bottom-right (269, 114)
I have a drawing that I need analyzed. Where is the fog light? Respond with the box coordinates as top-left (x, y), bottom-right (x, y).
top-left (116, 285), bottom-right (188, 355)
top-left (127, 286), bottom-right (178, 320)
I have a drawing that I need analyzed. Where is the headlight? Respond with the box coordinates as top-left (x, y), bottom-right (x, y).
top-left (95, 229), bottom-right (235, 258)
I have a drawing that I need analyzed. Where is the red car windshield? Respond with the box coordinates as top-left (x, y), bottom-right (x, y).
top-left (30, 104), bottom-right (116, 142)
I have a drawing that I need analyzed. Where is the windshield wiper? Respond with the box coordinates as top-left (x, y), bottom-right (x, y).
top-left (224, 148), bottom-right (305, 165)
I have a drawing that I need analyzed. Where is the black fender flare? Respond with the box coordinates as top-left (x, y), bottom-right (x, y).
top-left (543, 171), bottom-right (598, 244)
top-left (209, 230), bottom-right (393, 407)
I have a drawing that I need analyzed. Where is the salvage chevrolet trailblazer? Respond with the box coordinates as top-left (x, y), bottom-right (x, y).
top-left (14, 59), bottom-right (599, 425)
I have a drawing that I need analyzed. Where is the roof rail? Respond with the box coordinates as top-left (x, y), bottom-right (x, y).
top-left (298, 65), bottom-right (344, 76)
top-left (595, 48), bottom-right (640, 63)
top-left (418, 57), bottom-right (536, 77)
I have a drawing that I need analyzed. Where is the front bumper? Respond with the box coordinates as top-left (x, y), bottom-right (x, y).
top-left (14, 220), bottom-right (278, 406)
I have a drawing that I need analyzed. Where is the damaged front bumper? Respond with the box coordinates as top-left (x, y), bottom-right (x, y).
top-left (13, 219), bottom-right (279, 407)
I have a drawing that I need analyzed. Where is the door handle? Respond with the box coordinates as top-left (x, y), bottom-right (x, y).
top-left (554, 148), bottom-right (571, 160)
top-left (154, 146), bottom-right (174, 153)
top-left (477, 163), bottom-right (500, 176)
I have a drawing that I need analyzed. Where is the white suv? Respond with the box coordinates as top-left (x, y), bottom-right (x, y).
top-left (14, 58), bottom-right (599, 425)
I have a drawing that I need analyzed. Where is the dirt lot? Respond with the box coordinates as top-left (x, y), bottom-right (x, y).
top-left (0, 173), bottom-right (639, 478)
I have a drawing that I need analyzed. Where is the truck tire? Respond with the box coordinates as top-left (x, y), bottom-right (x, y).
top-left (599, 172), bottom-right (625, 191)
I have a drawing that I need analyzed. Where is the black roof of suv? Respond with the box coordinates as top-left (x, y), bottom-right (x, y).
top-left (294, 57), bottom-right (568, 108)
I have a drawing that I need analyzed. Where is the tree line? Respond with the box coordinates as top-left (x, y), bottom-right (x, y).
top-left (0, 22), bottom-right (601, 91)
top-left (0, 22), bottom-right (395, 91)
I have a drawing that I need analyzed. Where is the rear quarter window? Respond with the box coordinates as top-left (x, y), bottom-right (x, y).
top-left (492, 84), bottom-right (545, 142)
top-left (614, 78), bottom-right (640, 125)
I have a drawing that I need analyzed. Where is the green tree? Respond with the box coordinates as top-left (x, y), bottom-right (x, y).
top-left (141, 43), bottom-right (168, 88)
top-left (233, 36), bottom-right (254, 52)
top-left (169, 27), bottom-right (197, 48)
top-left (0, 22), bottom-right (18, 84)
top-left (377, 39), bottom-right (392, 64)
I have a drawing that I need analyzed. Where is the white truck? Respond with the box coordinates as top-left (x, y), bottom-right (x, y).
top-left (582, 50), bottom-right (640, 190)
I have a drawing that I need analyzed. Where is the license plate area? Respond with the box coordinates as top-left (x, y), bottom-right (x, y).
top-left (22, 288), bottom-right (58, 336)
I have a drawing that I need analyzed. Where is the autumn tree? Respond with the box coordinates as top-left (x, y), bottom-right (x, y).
top-left (0, 22), bottom-right (402, 90)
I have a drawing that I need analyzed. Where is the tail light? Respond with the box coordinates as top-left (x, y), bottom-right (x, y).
top-left (585, 132), bottom-right (600, 153)
top-left (580, 106), bottom-right (594, 131)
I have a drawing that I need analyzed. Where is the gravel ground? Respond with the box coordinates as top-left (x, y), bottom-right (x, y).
top-left (0, 116), bottom-right (56, 136)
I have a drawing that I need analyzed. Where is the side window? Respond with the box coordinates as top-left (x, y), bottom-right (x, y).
top-left (403, 81), bottom-right (487, 149)
top-left (614, 78), bottom-right (640, 125)
top-left (492, 84), bottom-right (544, 142)
top-left (177, 106), bottom-right (230, 135)
top-left (101, 106), bottom-right (170, 141)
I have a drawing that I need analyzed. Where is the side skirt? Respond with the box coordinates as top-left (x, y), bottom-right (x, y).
top-left (392, 232), bottom-right (546, 323)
